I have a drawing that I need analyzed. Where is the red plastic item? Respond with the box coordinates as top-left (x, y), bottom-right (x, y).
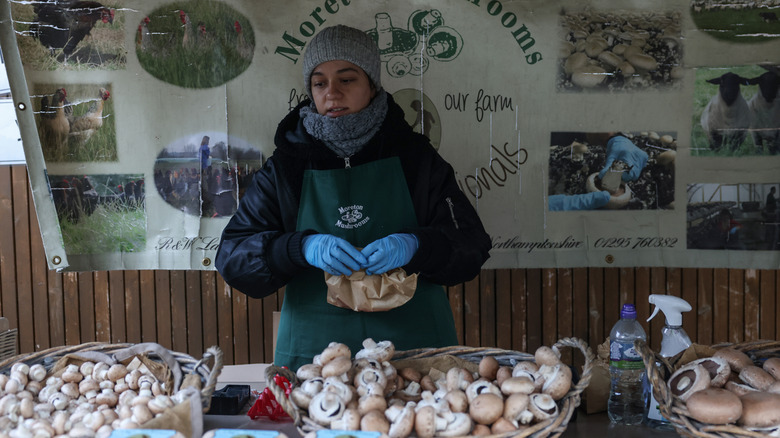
top-left (247, 368), bottom-right (293, 421)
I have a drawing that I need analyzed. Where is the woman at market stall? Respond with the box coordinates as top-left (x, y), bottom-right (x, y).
top-left (215, 24), bottom-right (491, 370)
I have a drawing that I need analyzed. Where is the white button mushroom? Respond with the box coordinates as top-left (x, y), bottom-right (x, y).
top-left (308, 391), bottom-right (346, 427)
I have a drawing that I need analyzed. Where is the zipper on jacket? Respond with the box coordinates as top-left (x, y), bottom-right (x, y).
top-left (344, 157), bottom-right (351, 168)
top-left (445, 197), bottom-right (459, 229)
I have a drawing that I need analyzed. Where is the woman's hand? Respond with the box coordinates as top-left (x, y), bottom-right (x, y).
top-left (361, 233), bottom-right (418, 275)
top-left (303, 234), bottom-right (366, 276)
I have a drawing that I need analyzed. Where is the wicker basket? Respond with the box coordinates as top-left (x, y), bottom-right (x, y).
top-left (0, 341), bottom-right (224, 411)
top-left (637, 339), bottom-right (780, 438)
top-left (0, 328), bottom-right (18, 361)
top-left (266, 337), bottom-right (595, 438)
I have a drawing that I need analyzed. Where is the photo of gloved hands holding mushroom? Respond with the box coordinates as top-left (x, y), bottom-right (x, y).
top-left (548, 131), bottom-right (676, 211)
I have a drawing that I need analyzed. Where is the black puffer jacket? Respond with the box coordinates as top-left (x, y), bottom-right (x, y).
top-left (215, 94), bottom-right (491, 297)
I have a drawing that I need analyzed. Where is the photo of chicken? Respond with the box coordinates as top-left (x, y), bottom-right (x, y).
top-left (34, 83), bottom-right (117, 162)
top-left (11, 0), bottom-right (125, 69)
top-left (68, 87), bottom-right (111, 144)
top-left (135, 1), bottom-right (255, 88)
top-left (136, 17), bottom-right (152, 52)
top-left (234, 20), bottom-right (253, 60)
top-left (38, 88), bottom-right (71, 159)
top-left (180, 9), bottom-right (194, 50)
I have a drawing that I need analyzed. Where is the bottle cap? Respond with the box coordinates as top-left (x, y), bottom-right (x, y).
top-left (620, 303), bottom-right (637, 319)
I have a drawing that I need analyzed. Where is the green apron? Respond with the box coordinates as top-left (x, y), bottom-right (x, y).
top-left (274, 157), bottom-right (457, 370)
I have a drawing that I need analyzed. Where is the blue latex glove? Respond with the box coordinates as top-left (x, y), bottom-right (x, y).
top-left (599, 135), bottom-right (648, 182)
top-left (549, 192), bottom-right (610, 211)
top-left (360, 233), bottom-right (419, 275)
top-left (303, 234), bottom-right (366, 276)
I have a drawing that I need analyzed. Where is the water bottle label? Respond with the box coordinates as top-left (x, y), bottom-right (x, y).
top-left (610, 340), bottom-right (644, 369)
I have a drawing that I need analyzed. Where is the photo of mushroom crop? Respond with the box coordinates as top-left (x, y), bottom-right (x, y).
top-left (691, 64), bottom-right (780, 157)
top-left (548, 131), bottom-right (676, 210)
top-left (687, 182), bottom-right (780, 250)
top-left (557, 8), bottom-right (683, 92)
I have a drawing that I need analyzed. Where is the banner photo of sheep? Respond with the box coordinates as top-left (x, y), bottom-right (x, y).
top-left (1, 0), bottom-right (779, 271)
top-left (692, 65), bottom-right (780, 156)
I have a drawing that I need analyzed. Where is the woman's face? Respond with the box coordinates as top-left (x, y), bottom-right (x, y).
top-left (310, 60), bottom-right (376, 117)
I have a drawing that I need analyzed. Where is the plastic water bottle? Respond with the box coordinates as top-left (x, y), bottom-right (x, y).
top-left (608, 303), bottom-right (648, 425)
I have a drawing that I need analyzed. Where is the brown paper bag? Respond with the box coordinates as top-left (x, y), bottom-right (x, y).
top-left (325, 268), bottom-right (417, 312)
top-left (583, 339), bottom-right (610, 414)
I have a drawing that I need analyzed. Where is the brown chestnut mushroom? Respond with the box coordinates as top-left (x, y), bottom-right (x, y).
top-left (725, 380), bottom-right (759, 397)
top-left (478, 356), bottom-right (500, 381)
top-left (360, 408), bottom-right (390, 434)
top-left (540, 363), bottom-right (572, 400)
top-left (739, 365), bottom-right (775, 391)
top-left (668, 364), bottom-right (711, 401)
top-left (686, 357), bottom-right (731, 388)
top-left (713, 348), bottom-right (753, 373)
top-left (528, 393), bottom-right (559, 421)
top-left (535, 346), bottom-right (561, 367)
top-left (737, 391), bottom-right (780, 428)
top-left (469, 393), bottom-right (504, 425)
top-left (763, 357), bottom-right (780, 381)
top-left (685, 387), bottom-right (742, 425)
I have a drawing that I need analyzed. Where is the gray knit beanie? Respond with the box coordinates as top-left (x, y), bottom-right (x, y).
top-left (302, 25), bottom-right (382, 100)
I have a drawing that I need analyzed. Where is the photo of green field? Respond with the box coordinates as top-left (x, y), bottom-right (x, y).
top-left (691, 0), bottom-right (780, 43)
top-left (136, 0), bottom-right (255, 88)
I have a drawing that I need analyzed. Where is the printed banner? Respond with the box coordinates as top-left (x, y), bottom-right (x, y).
top-left (0, 0), bottom-right (778, 271)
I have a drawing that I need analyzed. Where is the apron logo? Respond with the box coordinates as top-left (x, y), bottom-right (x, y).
top-left (336, 204), bottom-right (370, 229)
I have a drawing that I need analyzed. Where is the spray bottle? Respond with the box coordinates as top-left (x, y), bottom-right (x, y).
top-left (645, 294), bottom-right (692, 429)
top-left (647, 294), bottom-right (691, 430)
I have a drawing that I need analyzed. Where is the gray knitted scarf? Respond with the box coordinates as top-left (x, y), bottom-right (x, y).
top-left (300, 90), bottom-right (388, 158)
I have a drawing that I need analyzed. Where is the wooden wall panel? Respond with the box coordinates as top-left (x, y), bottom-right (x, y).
top-left (1, 165), bottom-right (779, 366)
